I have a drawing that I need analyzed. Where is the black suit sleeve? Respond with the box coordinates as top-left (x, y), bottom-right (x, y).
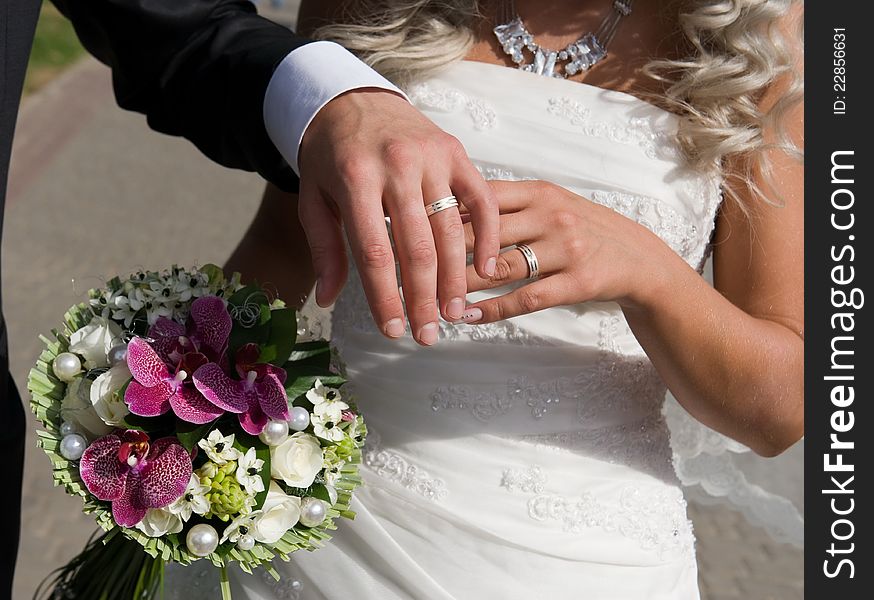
top-left (51, 0), bottom-right (309, 192)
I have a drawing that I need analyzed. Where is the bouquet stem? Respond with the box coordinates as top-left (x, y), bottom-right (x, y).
top-left (220, 564), bottom-right (233, 600)
top-left (34, 529), bottom-right (165, 600)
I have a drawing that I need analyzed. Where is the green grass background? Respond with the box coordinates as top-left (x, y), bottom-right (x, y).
top-left (24, 4), bottom-right (86, 96)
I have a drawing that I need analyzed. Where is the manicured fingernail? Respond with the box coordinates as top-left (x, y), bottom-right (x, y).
top-left (454, 307), bottom-right (482, 324)
top-left (418, 322), bottom-right (439, 346)
top-left (446, 297), bottom-right (465, 320)
top-left (384, 318), bottom-right (405, 338)
top-left (485, 257), bottom-right (497, 277)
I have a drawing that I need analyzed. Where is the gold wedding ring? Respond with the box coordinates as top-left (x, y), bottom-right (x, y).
top-left (424, 195), bottom-right (459, 217)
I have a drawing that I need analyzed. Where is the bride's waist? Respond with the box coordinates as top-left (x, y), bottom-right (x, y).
top-left (335, 331), bottom-right (667, 429)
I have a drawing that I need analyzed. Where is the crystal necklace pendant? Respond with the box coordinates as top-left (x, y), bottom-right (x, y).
top-left (494, 0), bottom-right (633, 79)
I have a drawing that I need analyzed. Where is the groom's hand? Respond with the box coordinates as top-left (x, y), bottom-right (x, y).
top-left (297, 88), bottom-right (499, 346)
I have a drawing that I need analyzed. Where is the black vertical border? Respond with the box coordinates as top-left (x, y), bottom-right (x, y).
top-left (805, 1), bottom-right (870, 597)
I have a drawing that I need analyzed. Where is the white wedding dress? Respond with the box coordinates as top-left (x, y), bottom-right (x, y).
top-left (169, 60), bottom-right (730, 599)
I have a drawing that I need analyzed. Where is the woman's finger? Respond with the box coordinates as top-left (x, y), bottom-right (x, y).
top-left (466, 241), bottom-right (559, 292)
top-left (463, 211), bottom-right (545, 252)
top-left (466, 273), bottom-right (576, 323)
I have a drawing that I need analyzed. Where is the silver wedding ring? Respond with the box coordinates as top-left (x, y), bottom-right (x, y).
top-left (424, 195), bottom-right (459, 218)
top-left (516, 244), bottom-right (540, 279)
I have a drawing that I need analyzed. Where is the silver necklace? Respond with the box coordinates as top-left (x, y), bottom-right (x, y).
top-left (494, 0), bottom-right (634, 78)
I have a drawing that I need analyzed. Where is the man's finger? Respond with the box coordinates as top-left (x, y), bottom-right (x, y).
top-left (449, 156), bottom-right (500, 279)
top-left (336, 185), bottom-right (408, 339)
top-left (298, 180), bottom-right (348, 307)
top-left (384, 181), bottom-right (440, 346)
top-left (465, 242), bottom-right (557, 292)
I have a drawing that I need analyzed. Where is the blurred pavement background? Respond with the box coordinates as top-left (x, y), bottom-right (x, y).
top-left (4, 2), bottom-right (803, 598)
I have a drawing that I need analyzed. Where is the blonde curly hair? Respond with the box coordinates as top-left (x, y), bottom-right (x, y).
top-left (314, 0), bottom-right (803, 207)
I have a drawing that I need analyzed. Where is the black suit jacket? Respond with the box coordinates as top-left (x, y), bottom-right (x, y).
top-left (0, 1), bottom-right (312, 595)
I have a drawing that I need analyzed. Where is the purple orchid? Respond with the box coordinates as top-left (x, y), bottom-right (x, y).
top-left (193, 343), bottom-right (290, 435)
top-left (125, 295), bottom-right (233, 424)
top-left (148, 295), bottom-right (232, 365)
top-left (79, 430), bottom-right (192, 527)
top-left (125, 337), bottom-right (225, 423)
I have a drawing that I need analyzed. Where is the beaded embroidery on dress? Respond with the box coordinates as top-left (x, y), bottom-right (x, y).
top-left (161, 60), bottom-right (733, 599)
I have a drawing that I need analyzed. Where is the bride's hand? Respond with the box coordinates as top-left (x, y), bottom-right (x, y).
top-left (461, 180), bottom-right (676, 322)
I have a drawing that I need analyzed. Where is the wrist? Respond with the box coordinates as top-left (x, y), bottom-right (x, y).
top-left (619, 239), bottom-right (692, 314)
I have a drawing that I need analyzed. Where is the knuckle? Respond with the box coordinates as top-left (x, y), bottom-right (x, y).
top-left (384, 140), bottom-right (418, 168)
top-left (405, 239), bottom-right (437, 267)
top-left (367, 295), bottom-right (401, 321)
top-left (439, 216), bottom-right (465, 242)
top-left (443, 134), bottom-right (466, 160)
top-left (492, 256), bottom-right (513, 281)
top-left (518, 288), bottom-right (541, 313)
top-left (336, 155), bottom-right (375, 184)
top-left (567, 237), bottom-right (587, 259)
top-left (552, 209), bottom-right (581, 232)
top-left (359, 242), bottom-right (394, 271)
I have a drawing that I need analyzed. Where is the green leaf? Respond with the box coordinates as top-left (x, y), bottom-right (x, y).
top-left (257, 308), bottom-right (297, 367)
top-left (232, 432), bottom-right (271, 510)
top-left (308, 483), bottom-right (332, 503)
top-left (287, 340), bottom-right (332, 369)
top-left (175, 419), bottom-right (217, 452)
top-left (284, 364), bottom-right (345, 401)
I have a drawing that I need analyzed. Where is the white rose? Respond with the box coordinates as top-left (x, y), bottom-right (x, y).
top-left (61, 378), bottom-right (113, 439)
top-left (135, 508), bottom-right (183, 538)
top-left (253, 482), bottom-right (302, 543)
top-left (270, 432), bottom-right (324, 488)
top-left (90, 363), bottom-right (131, 426)
top-left (68, 317), bottom-right (124, 370)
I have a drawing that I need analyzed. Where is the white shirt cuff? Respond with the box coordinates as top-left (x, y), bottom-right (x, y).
top-left (263, 41), bottom-right (409, 176)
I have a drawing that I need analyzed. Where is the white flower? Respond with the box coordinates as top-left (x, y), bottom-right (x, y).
top-left (90, 362), bottom-right (131, 426)
top-left (135, 508), bottom-right (183, 538)
top-left (323, 459), bottom-right (346, 486)
top-left (174, 271), bottom-right (211, 301)
top-left (311, 412), bottom-right (345, 442)
top-left (236, 447), bottom-right (265, 496)
top-left (61, 378), bottom-right (113, 439)
top-left (306, 380), bottom-right (349, 426)
top-left (168, 474), bottom-right (211, 522)
top-left (111, 290), bottom-right (147, 327)
top-left (307, 380), bottom-right (348, 410)
top-left (252, 482), bottom-right (301, 543)
top-left (68, 317), bottom-right (124, 370)
top-left (198, 430), bottom-right (241, 464)
top-left (270, 432), bottom-right (324, 488)
top-left (220, 512), bottom-right (259, 544)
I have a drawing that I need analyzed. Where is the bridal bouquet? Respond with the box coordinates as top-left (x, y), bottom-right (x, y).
top-left (28, 265), bottom-right (365, 600)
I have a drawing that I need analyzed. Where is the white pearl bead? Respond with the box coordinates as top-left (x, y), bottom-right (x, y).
top-left (59, 422), bottom-right (77, 436)
top-left (53, 352), bottom-right (82, 382)
top-left (107, 344), bottom-right (128, 366)
top-left (60, 434), bottom-right (87, 461)
top-left (258, 420), bottom-right (289, 446)
top-left (186, 524), bottom-right (219, 557)
top-left (287, 406), bottom-right (310, 432)
top-left (299, 497), bottom-right (327, 528)
top-left (236, 534), bottom-right (255, 551)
